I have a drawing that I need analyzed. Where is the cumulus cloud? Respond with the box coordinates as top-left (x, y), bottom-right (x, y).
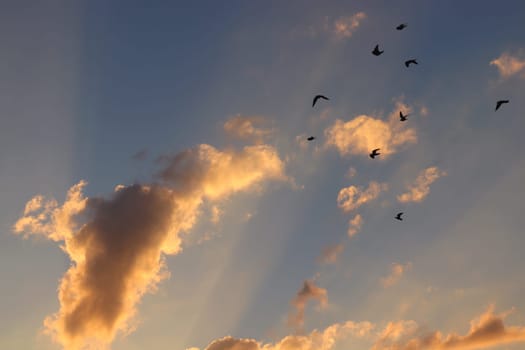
top-left (380, 262), bottom-right (412, 288)
top-left (397, 167), bottom-right (447, 203)
top-left (318, 244), bottom-right (344, 265)
top-left (372, 305), bottom-right (525, 350)
top-left (289, 280), bottom-right (328, 329)
top-left (333, 12), bottom-right (367, 39)
top-left (324, 101), bottom-right (417, 158)
top-left (490, 51), bottom-right (525, 79)
top-left (337, 182), bottom-right (388, 213)
top-left (13, 143), bottom-right (289, 349)
top-left (197, 320), bottom-right (374, 350)
top-left (347, 213), bottom-right (363, 237)
top-left (223, 115), bottom-right (274, 144)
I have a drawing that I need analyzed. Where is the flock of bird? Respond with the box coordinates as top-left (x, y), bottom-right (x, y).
top-left (307, 22), bottom-right (510, 223)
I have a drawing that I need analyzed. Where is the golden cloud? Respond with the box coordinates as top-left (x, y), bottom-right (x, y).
top-left (397, 167), bottom-right (446, 203)
top-left (318, 244), bottom-right (344, 265)
top-left (13, 143), bottom-right (289, 349)
top-left (324, 101), bottom-right (417, 158)
top-left (490, 51), bottom-right (525, 79)
top-left (333, 12), bottom-right (367, 39)
top-left (223, 115), bottom-right (274, 144)
top-left (289, 280), bottom-right (328, 330)
top-left (337, 182), bottom-right (388, 213)
top-left (380, 262), bottom-right (412, 288)
top-left (347, 213), bottom-right (363, 238)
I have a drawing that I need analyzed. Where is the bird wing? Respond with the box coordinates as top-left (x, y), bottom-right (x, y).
top-left (312, 96), bottom-right (319, 107)
top-left (320, 95), bottom-right (329, 101)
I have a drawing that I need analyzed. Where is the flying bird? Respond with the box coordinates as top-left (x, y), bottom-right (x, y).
top-left (312, 94), bottom-right (329, 107)
top-left (307, 136), bottom-right (315, 141)
top-left (405, 59), bottom-right (418, 67)
top-left (396, 23), bottom-right (407, 30)
top-left (395, 212), bottom-right (404, 221)
top-left (399, 111), bottom-right (408, 121)
top-left (372, 44), bottom-right (384, 56)
top-left (495, 100), bottom-right (509, 111)
top-left (369, 148), bottom-right (381, 159)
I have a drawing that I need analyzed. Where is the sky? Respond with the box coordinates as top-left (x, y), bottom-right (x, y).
top-left (1, 1), bottom-right (525, 349)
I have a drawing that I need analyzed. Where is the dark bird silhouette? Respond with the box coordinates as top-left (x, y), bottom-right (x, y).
top-left (395, 212), bottom-right (403, 221)
top-left (312, 94), bottom-right (329, 107)
top-left (372, 45), bottom-right (384, 56)
top-left (495, 100), bottom-right (509, 111)
top-left (405, 59), bottom-right (418, 67)
top-left (396, 23), bottom-right (407, 30)
top-left (369, 148), bottom-right (381, 159)
top-left (399, 111), bottom-right (408, 121)
top-left (307, 136), bottom-right (315, 141)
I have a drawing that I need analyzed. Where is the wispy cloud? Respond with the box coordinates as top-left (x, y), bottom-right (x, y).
top-left (14, 143), bottom-right (289, 349)
top-left (337, 182), bottom-right (388, 213)
top-left (223, 115), bottom-right (274, 144)
top-left (380, 262), bottom-right (412, 288)
top-left (397, 166), bottom-right (447, 203)
top-left (318, 244), bottom-right (344, 265)
top-left (288, 280), bottom-right (328, 329)
top-left (347, 213), bottom-right (363, 238)
top-left (290, 12), bottom-right (366, 41)
top-left (324, 101), bottom-right (417, 158)
top-left (333, 12), bottom-right (367, 39)
top-left (490, 51), bottom-right (525, 79)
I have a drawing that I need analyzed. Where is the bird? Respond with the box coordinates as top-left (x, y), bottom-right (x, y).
top-left (396, 23), bottom-right (407, 30)
top-left (307, 136), bottom-right (315, 141)
top-left (399, 111), bottom-right (408, 121)
top-left (405, 59), bottom-right (418, 67)
top-left (372, 44), bottom-right (384, 56)
top-left (312, 94), bottom-right (329, 107)
top-left (369, 148), bottom-right (381, 159)
top-left (395, 212), bottom-right (404, 221)
top-left (495, 100), bottom-right (509, 111)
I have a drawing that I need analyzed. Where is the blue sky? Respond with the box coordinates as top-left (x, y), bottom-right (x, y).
top-left (1, 1), bottom-right (525, 349)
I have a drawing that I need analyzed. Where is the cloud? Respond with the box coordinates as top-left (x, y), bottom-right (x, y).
top-left (397, 167), bottom-right (447, 203)
top-left (318, 244), bottom-right (344, 265)
top-left (380, 262), bottom-right (412, 288)
top-left (333, 12), bottom-right (367, 39)
top-left (197, 320), bottom-right (374, 350)
top-left (347, 214), bottom-right (363, 237)
top-left (337, 182), bottom-right (388, 213)
top-left (372, 305), bottom-right (525, 350)
top-left (346, 167), bottom-right (357, 179)
top-left (223, 115), bottom-right (274, 144)
top-left (13, 143), bottom-right (289, 349)
top-left (490, 51), bottom-right (525, 79)
top-left (289, 280), bottom-right (328, 329)
top-left (324, 101), bottom-right (417, 158)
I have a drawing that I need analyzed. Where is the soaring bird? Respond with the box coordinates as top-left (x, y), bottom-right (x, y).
top-left (313, 94), bottom-right (329, 107)
top-left (395, 212), bottom-right (404, 221)
top-left (399, 111), bottom-right (408, 121)
top-left (396, 23), bottom-right (407, 30)
top-left (369, 148), bottom-right (381, 159)
top-left (495, 100), bottom-right (509, 111)
top-left (405, 59), bottom-right (418, 67)
top-left (372, 44), bottom-right (384, 56)
top-left (307, 136), bottom-right (315, 141)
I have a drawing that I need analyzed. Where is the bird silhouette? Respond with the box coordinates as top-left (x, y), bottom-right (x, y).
top-left (372, 45), bottom-right (384, 56)
top-left (369, 148), bottom-right (381, 159)
top-left (405, 59), bottom-right (418, 67)
top-left (399, 111), bottom-right (408, 121)
top-left (307, 136), bottom-right (315, 141)
top-left (396, 23), bottom-right (407, 30)
top-left (395, 212), bottom-right (403, 221)
top-left (312, 94), bottom-right (329, 107)
top-left (495, 100), bottom-right (509, 111)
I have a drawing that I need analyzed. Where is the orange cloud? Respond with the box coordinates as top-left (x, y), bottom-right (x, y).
top-left (13, 144), bottom-right (289, 350)
top-left (333, 12), bottom-right (367, 39)
top-left (289, 280), bottom-right (328, 330)
top-left (372, 305), bottom-right (525, 350)
top-left (223, 115), bottom-right (274, 144)
top-left (318, 244), bottom-right (344, 265)
top-left (337, 182), bottom-right (388, 213)
top-left (380, 262), bottom-right (412, 288)
top-left (347, 214), bottom-right (363, 237)
top-left (490, 51), bottom-right (525, 79)
top-left (397, 167), bottom-right (446, 203)
top-left (324, 101), bottom-right (417, 158)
